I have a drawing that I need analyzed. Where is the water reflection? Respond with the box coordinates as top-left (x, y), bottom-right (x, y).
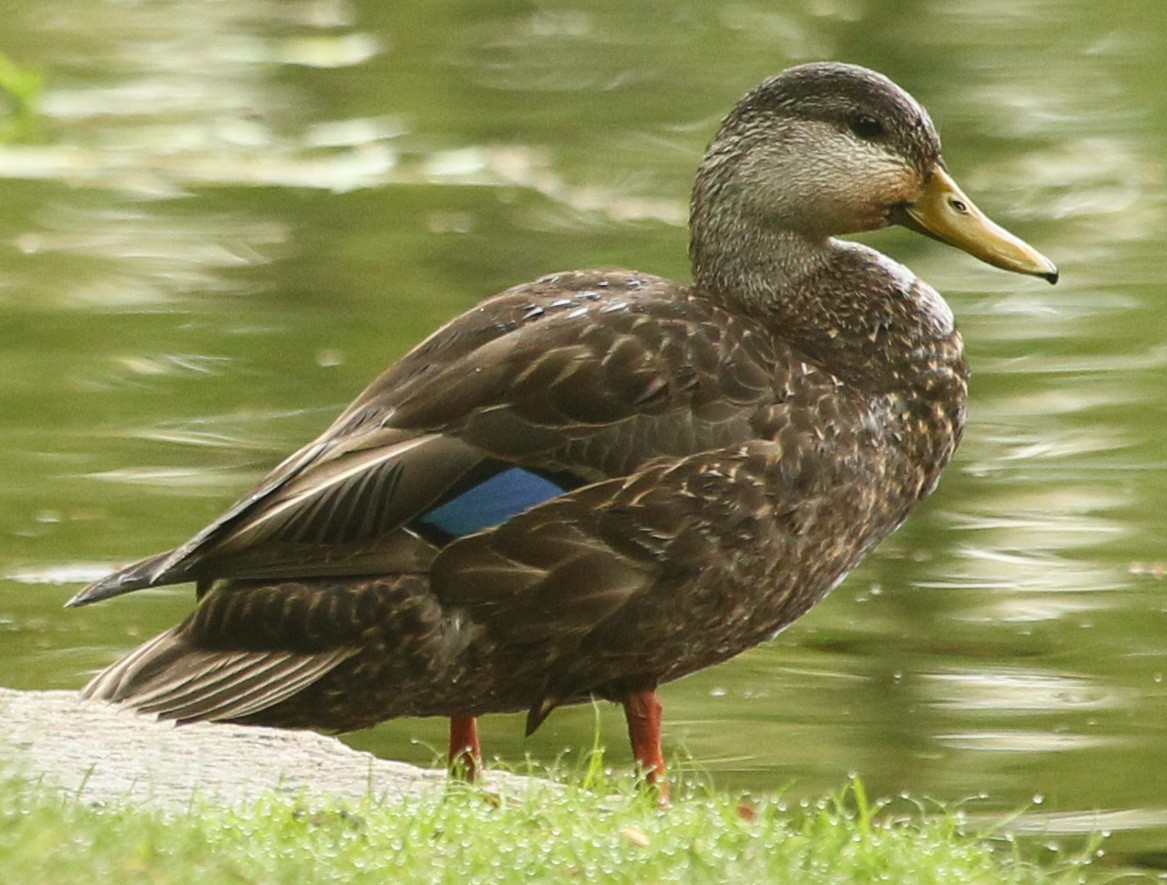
top-left (926, 667), bottom-right (1117, 714)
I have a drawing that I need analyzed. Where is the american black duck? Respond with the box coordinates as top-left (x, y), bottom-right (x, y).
top-left (69, 62), bottom-right (1056, 800)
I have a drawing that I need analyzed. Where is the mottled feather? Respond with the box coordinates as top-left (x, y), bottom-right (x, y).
top-left (69, 63), bottom-right (1056, 760)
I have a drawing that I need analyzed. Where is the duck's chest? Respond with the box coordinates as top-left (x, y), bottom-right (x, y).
top-left (754, 332), bottom-right (967, 487)
top-left (649, 379), bottom-right (968, 670)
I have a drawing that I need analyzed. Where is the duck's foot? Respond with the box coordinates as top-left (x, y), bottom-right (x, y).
top-left (623, 688), bottom-right (670, 807)
top-left (447, 714), bottom-right (481, 781)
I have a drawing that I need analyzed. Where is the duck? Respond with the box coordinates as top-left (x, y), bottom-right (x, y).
top-left (68, 62), bottom-right (1056, 801)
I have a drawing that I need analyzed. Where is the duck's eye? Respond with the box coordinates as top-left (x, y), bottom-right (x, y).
top-left (849, 115), bottom-right (885, 140)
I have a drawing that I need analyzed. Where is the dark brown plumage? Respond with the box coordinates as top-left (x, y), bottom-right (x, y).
top-left (70, 62), bottom-right (1056, 797)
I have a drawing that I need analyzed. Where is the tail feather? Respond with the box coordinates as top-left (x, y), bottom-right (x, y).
top-left (169, 654), bottom-right (351, 724)
top-left (81, 626), bottom-right (356, 724)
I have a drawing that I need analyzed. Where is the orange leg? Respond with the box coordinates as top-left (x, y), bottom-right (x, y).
top-left (448, 715), bottom-right (481, 780)
top-left (623, 688), bottom-right (670, 805)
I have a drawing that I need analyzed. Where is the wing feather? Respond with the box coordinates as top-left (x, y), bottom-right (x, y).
top-left (70, 270), bottom-right (784, 608)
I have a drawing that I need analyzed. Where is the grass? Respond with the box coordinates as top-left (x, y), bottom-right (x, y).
top-left (0, 762), bottom-right (1099, 884)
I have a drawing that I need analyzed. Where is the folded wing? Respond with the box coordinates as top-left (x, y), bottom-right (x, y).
top-left (68, 270), bottom-right (779, 608)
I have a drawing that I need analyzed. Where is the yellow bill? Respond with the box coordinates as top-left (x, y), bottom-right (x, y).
top-left (893, 166), bottom-right (1058, 284)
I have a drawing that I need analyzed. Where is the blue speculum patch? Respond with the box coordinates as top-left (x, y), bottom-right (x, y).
top-left (420, 467), bottom-right (566, 537)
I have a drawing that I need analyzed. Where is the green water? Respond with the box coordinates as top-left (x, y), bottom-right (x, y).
top-left (1, 0), bottom-right (1165, 868)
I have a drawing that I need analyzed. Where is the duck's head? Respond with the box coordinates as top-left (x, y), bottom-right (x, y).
top-left (691, 62), bottom-right (1057, 288)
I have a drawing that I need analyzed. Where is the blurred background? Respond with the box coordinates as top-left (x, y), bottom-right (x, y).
top-left (0, 0), bottom-right (1164, 868)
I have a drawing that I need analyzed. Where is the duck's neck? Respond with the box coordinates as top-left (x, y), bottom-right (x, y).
top-left (690, 223), bottom-right (834, 309)
top-left (690, 218), bottom-right (966, 397)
